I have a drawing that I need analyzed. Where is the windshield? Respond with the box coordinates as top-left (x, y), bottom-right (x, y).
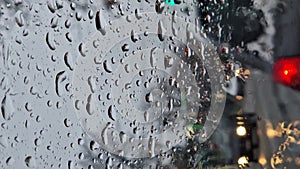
top-left (0, 0), bottom-right (299, 169)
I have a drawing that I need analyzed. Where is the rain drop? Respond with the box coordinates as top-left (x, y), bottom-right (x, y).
top-left (131, 30), bottom-right (138, 43)
top-left (55, 71), bottom-right (67, 97)
top-left (65, 32), bottom-right (73, 42)
top-left (78, 43), bottom-right (87, 57)
top-left (46, 32), bottom-right (56, 51)
top-left (86, 94), bottom-right (95, 115)
top-left (95, 10), bottom-right (107, 35)
top-left (121, 44), bottom-right (129, 52)
top-left (6, 156), bottom-right (15, 166)
top-left (107, 105), bottom-right (115, 121)
top-left (103, 60), bottom-right (112, 73)
top-left (50, 16), bottom-right (58, 28)
top-left (64, 52), bottom-right (74, 71)
top-left (24, 156), bottom-right (36, 168)
top-left (65, 19), bottom-right (71, 28)
top-left (87, 76), bottom-right (96, 93)
top-left (1, 95), bottom-right (14, 120)
top-left (0, 135), bottom-right (8, 148)
top-left (135, 9), bottom-right (142, 19)
top-left (15, 10), bottom-right (25, 27)
top-left (158, 20), bottom-right (166, 41)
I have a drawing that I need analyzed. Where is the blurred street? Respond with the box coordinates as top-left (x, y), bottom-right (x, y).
top-left (244, 69), bottom-right (300, 168)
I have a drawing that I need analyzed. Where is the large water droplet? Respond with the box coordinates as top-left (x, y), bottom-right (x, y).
top-left (1, 95), bottom-right (14, 120)
top-left (103, 60), bottom-right (112, 73)
top-left (95, 10), bottom-right (107, 35)
top-left (68, 160), bottom-right (74, 169)
top-left (101, 123), bottom-right (112, 145)
top-left (0, 135), bottom-right (8, 148)
top-left (107, 105), bottom-right (115, 121)
top-left (24, 156), bottom-right (36, 168)
top-left (55, 71), bottom-right (67, 97)
top-left (131, 30), bottom-right (138, 43)
top-left (121, 44), bottom-right (129, 52)
top-left (86, 94), bottom-right (95, 115)
top-left (87, 76), bottom-right (96, 93)
top-left (119, 131), bottom-right (126, 143)
top-left (135, 9), bottom-right (142, 19)
top-left (46, 32), bottom-right (56, 51)
top-left (148, 137), bottom-right (156, 157)
top-left (78, 43), bottom-right (87, 57)
top-left (15, 10), bottom-right (25, 27)
top-left (6, 156), bottom-right (15, 166)
top-left (158, 20), bottom-right (166, 41)
top-left (65, 32), bottom-right (73, 42)
top-left (64, 52), bottom-right (74, 71)
top-left (155, 1), bottom-right (165, 14)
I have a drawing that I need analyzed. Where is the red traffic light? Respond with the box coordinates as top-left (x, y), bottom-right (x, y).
top-left (273, 57), bottom-right (300, 90)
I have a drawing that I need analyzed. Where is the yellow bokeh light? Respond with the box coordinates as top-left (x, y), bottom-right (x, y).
top-left (238, 156), bottom-right (249, 167)
top-left (236, 126), bottom-right (247, 136)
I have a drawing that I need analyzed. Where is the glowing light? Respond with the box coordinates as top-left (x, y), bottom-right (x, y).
top-left (238, 156), bottom-right (249, 167)
top-left (259, 156), bottom-right (267, 166)
top-left (273, 57), bottom-right (300, 88)
top-left (236, 126), bottom-right (247, 136)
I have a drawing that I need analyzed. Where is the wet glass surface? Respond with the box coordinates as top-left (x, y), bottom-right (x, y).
top-left (0, 0), bottom-right (299, 168)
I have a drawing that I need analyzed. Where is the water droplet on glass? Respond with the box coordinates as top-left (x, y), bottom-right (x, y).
top-left (155, 1), bottom-right (165, 14)
top-left (55, 71), bottom-right (67, 97)
top-left (135, 9), bottom-right (142, 19)
top-left (68, 160), bottom-right (74, 169)
top-left (0, 135), bottom-right (8, 148)
top-left (158, 20), bottom-right (166, 41)
top-left (50, 16), bottom-right (58, 28)
top-left (6, 156), bottom-right (15, 166)
top-left (88, 9), bottom-right (94, 19)
top-left (107, 105), bottom-right (115, 121)
top-left (164, 55), bottom-right (174, 68)
top-left (24, 156), bottom-right (36, 168)
top-left (148, 137), bottom-right (156, 157)
top-left (86, 94), bottom-right (95, 115)
top-left (101, 123), bottom-right (112, 145)
top-left (103, 60), bottom-right (112, 73)
top-left (78, 43), bottom-right (87, 57)
top-left (47, 1), bottom-right (56, 13)
top-left (65, 32), bottom-right (73, 42)
top-left (14, 0), bottom-right (23, 6)
top-left (25, 102), bottom-right (32, 112)
top-left (64, 118), bottom-right (72, 127)
top-left (95, 10), bottom-right (107, 35)
top-left (76, 12), bottom-right (82, 21)
top-left (65, 19), bottom-right (71, 28)
top-left (144, 111), bottom-right (149, 122)
top-left (15, 10), bottom-right (25, 27)
top-left (23, 29), bottom-right (29, 36)
top-left (34, 138), bottom-right (42, 146)
top-left (1, 95), bottom-right (14, 120)
top-left (64, 52), bottom-right (74, 71)
top-left (87, 76), bottom-right (96, 93)
top-left (56, 0), bottom-right (63, 9)
top-left (150, 47), bottom-right (158, 67)
top-left (121, 44), bottom-right (129, 52)
top-left (46, 32), bottom-right (56, 51)
top-left (119, 131), bottom-right (126, 144)
top-left (131, 30), bottom-right (138, 43)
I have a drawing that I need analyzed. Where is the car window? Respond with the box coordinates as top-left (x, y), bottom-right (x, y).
top-left (0, 0), bottom-right (299, 169)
